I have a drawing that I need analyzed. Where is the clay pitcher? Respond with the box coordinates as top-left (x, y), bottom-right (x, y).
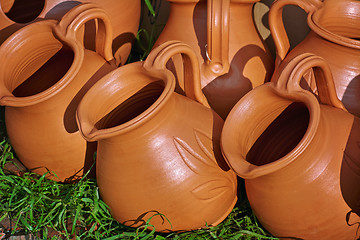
top-left (269, 0), bottom-right (360, 117)
top-left (0, 3), bottom-right (116, 182)
top-left (154, 0), bottom-right (274, 119)
top-left (0, 0), bottom-right (140, 65)
top-left (76, 41), bottom-right (238, 232)
top-left (221, 53), bottom-right (360, 239)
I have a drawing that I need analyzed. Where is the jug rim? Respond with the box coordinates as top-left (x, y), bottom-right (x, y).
top-left (221, 83), bottom-right (320, 179)
top-left (0, 19), bottom-right (84, 107)
top-left (0, 0), bottom-right (48, 25)
top-left (77, 62), bottom-right (176, 141)
top-left (308, 11), bottom-right (360, 49)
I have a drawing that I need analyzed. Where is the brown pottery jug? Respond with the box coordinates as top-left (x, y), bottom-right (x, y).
top-left (221, 53), bottom-right (360, 239)
top-left (269, 0), bottom-right (360, 117)
top-left (0, 3), bottom-right (116, 182)
top-left (0, 0), bottom-right (140, 65)
top-left (154, 0), bottom-right (274, 119)
top-left (76, 41), bottom-right (238, 232)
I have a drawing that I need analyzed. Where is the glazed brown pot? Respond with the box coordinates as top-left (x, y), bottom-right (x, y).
top-left (76, 41), bottom-right (238, 232)
top-left (221, 53), bottom-right (360, 239)
top-left (0, 0), bottom-right (140, 65)
top-left (0, 3), bottom-right (117, 182)
top-left (154, 0), bottom-right (274, 119)
top-left (269, 0), bottom-right (360, 117)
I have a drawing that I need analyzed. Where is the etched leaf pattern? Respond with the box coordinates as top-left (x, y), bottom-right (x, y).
top-left (173, 137), bottom-right (216, 174)
top-left (173, 128), bottom-right (235, 201)
top-left (190, 179), bottom-right (234, 202)
top-left (193, 128), bottom-right (219, 166)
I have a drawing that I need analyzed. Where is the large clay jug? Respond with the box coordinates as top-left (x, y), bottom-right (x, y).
top-left (0, 3), bottom-right (117, 182)
top-left (0, 0), bottom-right (140, 65)
top-left (76, 41), bottom-right (238, 232)
top-left (221, 53), bottom-right (360, 239)
top-left (154, 0), bottom-right (274, 119)
top-left (269, 0), bottom-right (360, 117)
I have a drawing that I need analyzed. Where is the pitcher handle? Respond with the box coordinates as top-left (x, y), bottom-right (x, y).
top-left (144, 40), bottom-right (210, 107)
top-left (276, 53), bottom-right (345, 110)
top-left (204, 0), bottom-right (230, 76)
top-left (269, 0), bottom-right (322, 66)
top-left (54, 3), bottom-right (113, 61)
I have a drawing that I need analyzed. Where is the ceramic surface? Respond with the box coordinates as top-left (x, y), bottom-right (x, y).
top-left (77, 41), bottom-right (238, 232)
top-left (221, 53), bottom-right (360, 239)
top-left (0, 3), bottom-right (117, 182)
top-left (0, 0), bottom-right (140, 65)
top-left (154, 0), bottom-right (274, 119)
top-left (269, 0), bottom-right (360, 117)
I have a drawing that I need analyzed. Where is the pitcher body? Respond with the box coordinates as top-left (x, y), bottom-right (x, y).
top-left (269, 0), bottom-right (360, 117)
top-left (221, 53), bottom-right (360, 239)
top-left (242, 105), bottom-right (359, 239)
top-left (0, 4), bottom-right (116, 181)
top-left (77, 41), bottom-right (238, 231)
top-left (155, 0), bottom-right (274, 119)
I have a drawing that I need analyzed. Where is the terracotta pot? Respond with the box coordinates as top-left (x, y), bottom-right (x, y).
top-left (269, 0), bottom-right (360, 117)
top-left (0, 3), bottom-right (117, 182)
top-left (154, 0), bottom-right (274, 119)
top-left (0, 0), bottom-right (140, 65)
top-left (76, 41), bottom-right (238, 232)
top-left (221, 53), bottom-right (360, 239)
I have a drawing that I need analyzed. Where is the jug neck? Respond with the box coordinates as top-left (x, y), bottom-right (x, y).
top-left (221, 83), bottom-right (352, 179)
top-left (0, 3), bottom-right (114, 107)
top-left (0, 20), bottom-right (84, 107)
top-left (77, 63), bottom-right (177, 141)
top-left (308, 3), bottom-right (360, 49)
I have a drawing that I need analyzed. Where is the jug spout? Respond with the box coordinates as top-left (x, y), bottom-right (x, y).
top-left (77, 64), bottom-right (173, 142)
top-left (0, 88), bottom-right (13, 105)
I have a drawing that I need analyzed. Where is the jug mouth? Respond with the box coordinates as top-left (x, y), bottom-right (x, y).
top-left (308, 3), bottom-right (360, 49)
top-left (221, 83), bottom-right (320, 179)
top-left (77, 63), bottom-right (175, 141)
top-left (0, 20), bottom-right (82, 107)
top-left (0, 0), bottom-right (46, 24)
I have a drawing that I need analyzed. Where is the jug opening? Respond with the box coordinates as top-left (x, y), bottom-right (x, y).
top-left (95, 81), bottom-right (165, 130)
top-left (1, 0), bottom-right (45, 23)
top-left (11, 46), bottom-right (74, 98)
top-left (246, 102), bottom-right (310, 166)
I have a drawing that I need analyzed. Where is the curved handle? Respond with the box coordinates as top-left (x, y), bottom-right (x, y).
top-left (54, 3), bottom-right (113, 61)
top-left (275, 53), bottom-right (345, 109)
top-left (269, 0), bottom-right (323, 66)
top-left (144, 40), bottom-right (210, 107)
top-left (205, 0), bottom-right (230, 76)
